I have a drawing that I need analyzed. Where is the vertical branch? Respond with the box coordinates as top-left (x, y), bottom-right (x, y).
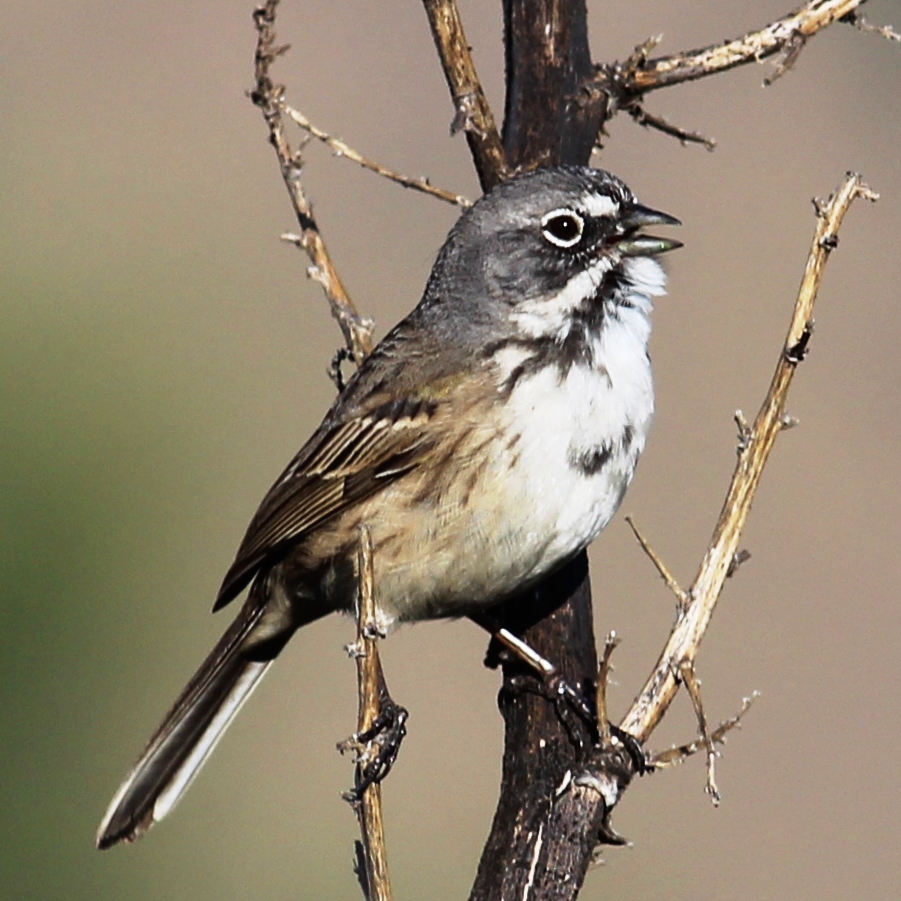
top-left (468, 4), bottom-right (613, 900)
top-left (350, 527), bottom-right (392, 901)
top-left (502, 0), bottom-right (608, 169)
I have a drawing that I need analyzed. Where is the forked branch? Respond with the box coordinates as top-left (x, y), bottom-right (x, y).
top-left (610, 0), bottom-right (877, 94)
top-left (621, 173), bottom-right (878, 745)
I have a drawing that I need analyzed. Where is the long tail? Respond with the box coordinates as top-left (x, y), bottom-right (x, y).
top-left (96, 585), bottom-right (294, 849)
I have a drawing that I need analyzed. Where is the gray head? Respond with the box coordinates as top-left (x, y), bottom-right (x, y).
top-left (421, 166), bottom-right (681, 341)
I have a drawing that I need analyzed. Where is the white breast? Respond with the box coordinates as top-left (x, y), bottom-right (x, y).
top-left (494, 301), bottom-right (654, 583)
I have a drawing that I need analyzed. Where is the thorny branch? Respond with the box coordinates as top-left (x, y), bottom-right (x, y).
top-left (621, 174), bottom-right (878, 753)
top-left (344, 526), bottom-right (392, 901)
top-left (251, 0), bottom-right (373, 363)
top-left (597, 0), bottom-right (897, 144)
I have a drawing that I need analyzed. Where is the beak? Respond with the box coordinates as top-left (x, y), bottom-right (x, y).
top-left (615, 203), bottom-right (683, 257)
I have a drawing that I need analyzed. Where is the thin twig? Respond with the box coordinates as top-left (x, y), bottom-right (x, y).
top-left (627, 104), bottom-right (716, 150)
top-left (283, 106), bottom-right (471, 207)
top-left (842, 10), bottom-right (901, 42)
top-left (421, 0), bottom-right (507, 189)
top-left (620, 173), bottom-right (878, 746)
top-left (251, 0), bottom-right (373, 363)
top-left (651, 692), bottom-right (759, 767)
top-left (348, 526), bottom-right (392, 901)
top-left (624, 516), bottom-right (690, 610)
top-left (676, 660), bottom-right (720, 804)
top-left (595, 632), bottom-right (620, 746)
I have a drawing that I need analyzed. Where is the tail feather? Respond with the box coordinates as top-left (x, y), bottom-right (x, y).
top-left (96, 591), bottom-right (286, 849)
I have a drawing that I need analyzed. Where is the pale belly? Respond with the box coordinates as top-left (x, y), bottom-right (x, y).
top-left (360, 352), bottom-right (653, 624)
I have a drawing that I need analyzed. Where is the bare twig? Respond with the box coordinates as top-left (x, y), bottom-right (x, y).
top-left (283, 106), bottom-right (471, 207)
top-left (651, 692), bottom-right (759, 767)
top-left (627, 104), bottom-right (716, 150)
top-left (621, 173), bottom-right (878, 747)
top-left (595, 632), bottom-right (620, 746)
top-left (346, 526), bottom-right (392, 901)
top-left (251, 0), bottom-right (373, 363)
top-left (625, 516), bottom-right (690, 611)
top-left (676, 660), bottom-right (720, 804)
top-left (842, 10), bottom-right (901, 42)
top-left (421, 0), bottom-right (508, 189)
top-left (614, 0), bottom-right (873, 93)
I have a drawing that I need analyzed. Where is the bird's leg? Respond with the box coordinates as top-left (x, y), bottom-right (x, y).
top-left (339, 660), bottom-right (409, 801)
top-left (474, 616), bottom-right (649, 771)
top-left (472, 616), bottom-right (597, 750)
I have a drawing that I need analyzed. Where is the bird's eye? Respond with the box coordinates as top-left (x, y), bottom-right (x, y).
top-left (541, 209), bottom-right (585, 248)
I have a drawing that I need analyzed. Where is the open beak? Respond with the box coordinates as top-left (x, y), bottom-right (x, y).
top-left (615, 203), bottom-right (683, 257)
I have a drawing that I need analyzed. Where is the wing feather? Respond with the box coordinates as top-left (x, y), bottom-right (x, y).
top-left (214, 401), bottom-right (436, 609)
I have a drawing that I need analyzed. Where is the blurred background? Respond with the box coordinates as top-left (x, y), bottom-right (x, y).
top-left (2, 2), bottom-right (899, 899)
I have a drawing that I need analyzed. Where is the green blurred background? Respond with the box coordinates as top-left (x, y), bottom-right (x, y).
top-left (2, 2), bottom-right (900, 899)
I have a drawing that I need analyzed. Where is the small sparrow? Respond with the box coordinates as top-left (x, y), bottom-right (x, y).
top-left (97, 165), bottom-right (680, 849)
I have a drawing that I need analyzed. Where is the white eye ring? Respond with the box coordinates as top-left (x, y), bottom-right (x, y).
top-left (540, 208), bottom-right (585, 248)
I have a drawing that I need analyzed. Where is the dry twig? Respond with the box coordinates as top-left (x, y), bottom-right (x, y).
top-left (251, 0), bottom-right (373, 363)
top-left (620, 173), bottom-right (878, 748)
top-left (283, 106), bottom-right (471, 207)
top-left (421, 0), bottom-right (508, 189)
top-left (596, 0), bottom-right (896, 147)
top-left (616, 0), bottom-right (875, 92)
top-left (651, 693), bottom-right (759, 768)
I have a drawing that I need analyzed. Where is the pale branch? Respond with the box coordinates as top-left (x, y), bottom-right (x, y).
top-left (676, 659), bottom-right (721, 804)
top-left (344, 526), bottom-right (392, 901)
top-left (651, 693), bottom-right (760, 768)
top-left (594, 0), bottom-right (897, 148)
top-left (595, 632), bottom-right (620, 747)
top-left (251, 0), bottom-right (373, 363)
top-left (620, 173), bottom-right (878, 747)
top-left (283, 106), bottom-right (471, 207)
top-left (421, 0), bottom-right (508, 190)
top-left (612, 0), bottom-right (877, 94)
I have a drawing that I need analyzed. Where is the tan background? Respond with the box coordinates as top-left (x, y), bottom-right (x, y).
top-left (2, 2), bottom-right (899, 899)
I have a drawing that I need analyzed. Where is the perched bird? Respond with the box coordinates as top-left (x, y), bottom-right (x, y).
top-left (97, 165), bottom-right (680, 849)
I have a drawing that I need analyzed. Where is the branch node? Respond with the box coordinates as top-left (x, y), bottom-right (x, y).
top-left (649, 691), bottom-right (759, 770)
top-left (734, 409), bottom-right (752, 452)
top-left (780, 414), bottom-right (800, 431)
top-left (784, 319), bottom-right (815, 365)
top-left (763, 31), bottom-right (807, 86)
top-left (725, 549), bottom-right (752, 578)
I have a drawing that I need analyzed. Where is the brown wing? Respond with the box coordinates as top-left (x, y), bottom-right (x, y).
top-left (213, 395), bottom-right (438, 610)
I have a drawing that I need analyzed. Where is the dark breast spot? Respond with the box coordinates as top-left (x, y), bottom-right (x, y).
top-left (570, 443), bottom-right (612, 476)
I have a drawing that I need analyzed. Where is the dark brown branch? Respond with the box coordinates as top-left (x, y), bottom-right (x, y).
top-left (502, 0), bottom-right (608, 171)
top-left (628, 104), bottom-right (716, 150)
top-left (421, 0), bottom-right (508, 191)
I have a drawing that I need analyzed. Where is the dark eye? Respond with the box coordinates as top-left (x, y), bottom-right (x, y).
top-left (541, 209), bottom-right (585, 248)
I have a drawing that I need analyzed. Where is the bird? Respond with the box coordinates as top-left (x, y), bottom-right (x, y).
top-left (96, 165), bottom-right (681, 850)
